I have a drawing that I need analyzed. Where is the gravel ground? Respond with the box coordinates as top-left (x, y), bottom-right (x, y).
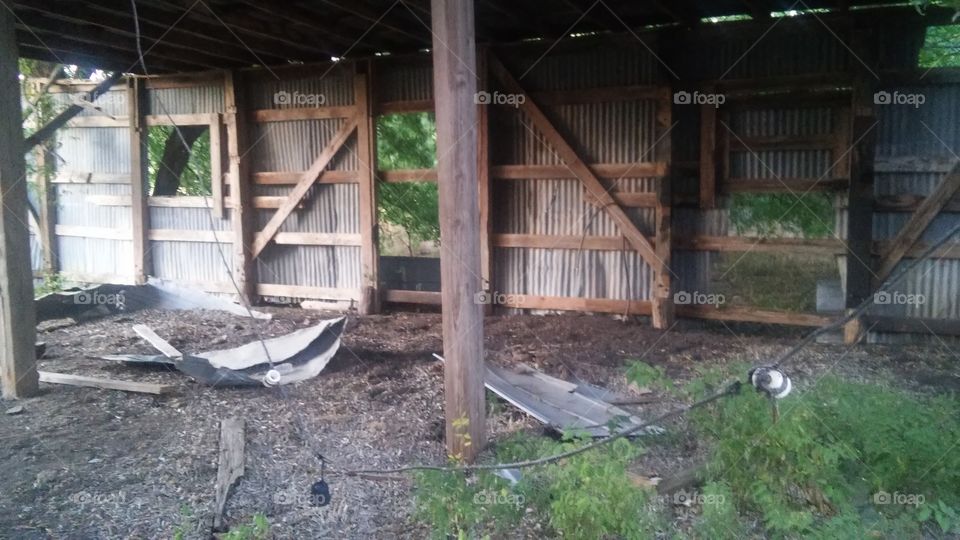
top-left (1, 307), bottom-right (957, 539)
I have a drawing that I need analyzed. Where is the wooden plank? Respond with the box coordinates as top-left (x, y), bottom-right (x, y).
top-left (875, 161), bottom-right (960, 284)
top-left (728, 134), bottom-right (837, 152)
top-left (55, 224), bottom-right (131, 240)
top-left (52, 171), bottom-right (130, 184)
top-left (225, 71), bottom-right (256, 303)
top-left (503, 294), bottom-right (653, 316)
top-left (251, 115), bottom-right (359, 258)
top-left (488, 55), bottom-right (660, 269)
top-left (675, 305), bottom-right (831, 327)
top-left (65, 116), bottom-right (128, 128)
top-left (148, 229), bottom-right (233, 243)
top-left (478, 47), bottom-right (493, 312)
top-left (863, 315), bottom-right (960, 337)
top-left (652, 88), bottom-right (673, 329)
top-left (132, 324), bottom-right (183, 359)
top-left (273, 232), bottom-right (362, 246)
top-left (378, 168), bottom-right (438, 183)
top-left (35, 144), bottom-right (58, 274)
top-left (532, 85), bottom-right (664, 106)
top-left (495, 233), bottom-right (642, 251)
top-left (23, 72), bottom-right (124, 151)
top-left (675, 235), bottom-right (847, 255)
top-left (722, 178), bottom-right (848, 193)
top-left (377, 99), bottom-right (434, 114)
top-left (38, 371), bottom-right (174, 395)
top-left (209, 114), bottom-right (225, 218)
top-left (432, 0), bottom-right (486, 462)
top-left (255, 283), bottom-right (362, 302)
top-left (213, 418), bottom-right (245, 530)
top-left (874, 155), bottom-right (955, 174)
top-left (845, 79), bottom-right (877, 309)
top-left (0, 9), bottom-right (38, 398)
top-left (250, 105), bottom-right (355, 122)
top-left (253, 170), bottom-right (357, 185)
top-left (874, 240), bottom-right (960, 260)
top-left (144, 113), bottom-right (217, 126)
top-left (355, 68), bottom-right (379, 314)
top-left (384, 289), bottom-right (443, 305)
top-left (128, 77), bottom-right (150, 284)
top-left (492, 162), bottom-right (667, 179)
top-left (875, 193), bottom-right (960, 213)
top-left (699, 99), bottom-right (717, 209)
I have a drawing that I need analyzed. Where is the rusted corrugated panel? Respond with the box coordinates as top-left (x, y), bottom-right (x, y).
top-left (149, 85), bottom-right (225, 114)
top-left (374, 56), bottom-right (433, 103)
top-left (246, 67), bottom-right (355, 109)
top-left (870, 83), bottom-right (960, 334)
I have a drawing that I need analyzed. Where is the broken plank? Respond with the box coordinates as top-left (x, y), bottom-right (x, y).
top-left (213, 418), bottom-right (245, 530)
top-left (37, 371), bottom-right (174, 395)
top-left (132, 325), bottom-right (183, 359)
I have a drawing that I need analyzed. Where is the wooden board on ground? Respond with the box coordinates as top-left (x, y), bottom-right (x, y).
top-left (38, 371), bottom-right (174, 395)
top-left (213, 418), bottom-right (245, 530)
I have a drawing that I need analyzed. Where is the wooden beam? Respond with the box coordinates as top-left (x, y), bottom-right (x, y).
top-left (863, 315), bottom-right (960, 337)
top-left (23, 73), bottom-right (123, 152)
top-left (675, 305), bottom-right (831, 327)
top-left (0, 9), bottom-right (38, 398)
top-left (38, 371), bottom-right (174, 395)
top-left (355, 67), bottom-right (380, 314)
top-left (34, 143), bottom-right (58, 274)
top-left (213, 418), bottom-right (245, 531)
top-left (478, 47), bottom-right (493, 310)
top-left (488, 55), bottom-right (660, 269)
top-left (128, 77), bottom-right (150, 284)
top-left (224, 71), bottom-right (256, 304)
top-left (250, 115), bottom-right (359, 258)
top-left (209, 114), bottom-right (225, 219)
top-left (384, 289), bottom-right (443, 305)
top-left (875, 162), bottom-right (960, 284)
top-left (250, 106), bottom-right (355, 122)
top-left (652, 89), bottom-right (673, 329)
top-left (378, 168), bottom-right (438, 183)
top-left (491, 162), bottom-right (667, 180)
top-left (432, 0), bottom-right (486, 463)
top-left (699, 97), bottom-right (717, 209)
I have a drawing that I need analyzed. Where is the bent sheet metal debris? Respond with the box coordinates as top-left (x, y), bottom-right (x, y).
top-left (101, 317), bottom-right (347, 387)
top-left (434, 354), bottom-right (658, 437)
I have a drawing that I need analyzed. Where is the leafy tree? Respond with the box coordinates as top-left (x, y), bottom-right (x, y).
top-left (146, 126), bottom-right (212, 196)
top-left (729, 193), bottom-right (834, 238)
top-left (376, 112), bottom-right (440, 253)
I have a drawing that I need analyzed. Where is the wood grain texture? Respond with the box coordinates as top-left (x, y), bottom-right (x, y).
top-left (213, 418), bottom-right (245, 530)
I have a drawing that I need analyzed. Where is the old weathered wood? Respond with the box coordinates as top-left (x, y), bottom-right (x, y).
top-left (0, 11), bottom-right (38, 398)
top-left (492, 162), bottom-right (667, 180)
top-left (38, 371), bottom-right (174, 395)
top-left (213, 418), bottom-right (245, 530)
top-left (477, 47), bottom-right (493, 313)
top-left (488, 55), bottom-right (660, 269)
top-left (128, 77), bottom-right (150, 284)
top-left (875, 161), bottom-right (960, 284)
top-left (251, 115), bottom-right (358, 258)
top-left (675, 305), bottom-right (831, 327)
top-left (699, 95), bottom-right (717, 209)
top-left (35, 142), bottom-right (58, 274)
top-left (652, 88), bottom-right (674, 329)
top-left (250, 106), bottom-right (355, 122)
top-left (354, 67), bottom-right (380, 314)
top-left (432, 0), bottom-right (486, 462)
top-left (132, 325), bottom-right (183, 359)
top-left (224, 71), bottom-right (256, 303)
top-left (22, 72), bottom-right (123, 152)
top-left (209, 114), bottom-right (225, 219)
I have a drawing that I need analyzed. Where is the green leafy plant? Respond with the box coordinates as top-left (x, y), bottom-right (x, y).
top-left (729, 192), bottom-right (834, 238)
top-left (34, 272), bottom-right (64, 297)
top-left (221, 513), bottom-right (270, 540)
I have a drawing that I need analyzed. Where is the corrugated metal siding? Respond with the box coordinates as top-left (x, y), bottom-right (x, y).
top-left (374, 56), bottom-right (433, 103)
top-left (246, 69), bottom-right (362, 298)
top-left (148, 85), bottom-right (225, 114)
top-left (870, 83), bottom-right (960, 339)
top-left (490, 43), bottom-right (661, 304)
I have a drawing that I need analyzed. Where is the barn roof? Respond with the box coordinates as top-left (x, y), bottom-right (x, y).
top-left (10, 1), bottom-right (948, 74)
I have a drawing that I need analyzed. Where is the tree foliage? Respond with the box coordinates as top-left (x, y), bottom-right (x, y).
top-left (729, 193), bottom-right (834, 238)
top-left (376, 112), bottom-right (440, 251)
top-left (146, 126), bottom-right (212, 196)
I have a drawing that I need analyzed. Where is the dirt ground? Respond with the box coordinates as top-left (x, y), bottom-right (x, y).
top-left (1, 307), bottom-right (957, 539)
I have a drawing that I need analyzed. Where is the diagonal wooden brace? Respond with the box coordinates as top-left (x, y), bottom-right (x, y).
top-left (251, 114), bottom-right (359, 258)
top-left (487, 55), bottom-right (661, 269)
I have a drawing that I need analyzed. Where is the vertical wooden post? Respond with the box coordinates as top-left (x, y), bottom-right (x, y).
top-left (35, 143), bottom-right (58, 274)
top-left (224, 70), bottom-right (256, 304)
top-left (0, 9), bottom-right (38, 398)
top-left (844, 34), bottom-right (878, 343)
top-left (699, 94), bottom-right (718, 209)
top-left (477, 47), bottom-right (493, 314)
top-left (431, 0), bottom-right (486, 462)
top-left (354, 65), bottom-right (380, 314)
top-left (128, 77), bottom-right (150, 284)
top-left (651, 88), bottom-right (674, 329)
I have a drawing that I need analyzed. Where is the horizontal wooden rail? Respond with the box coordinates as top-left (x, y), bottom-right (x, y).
top-left (251, 106), bottom-right (356, 122)
top-left (722, 178), bottom-right (848, 193)
top-left (256, 284), bottom-right (361, 302)
top-left (253, 170), bottom-right (358, 185)
top-left (378, 169), bottom-right (438, 183)
top-left (383, 289), bottom-right (442, 305)
top-left (147, 229), bottom-right (232, 243)
top-left (675, 305), bottom-right (831, 327)
top-left (863, 315), bottom-right (960, 337)
top-left (492, 162), bottom-right (667, 179)
top-left (729, 133), bottom-right (837, 152)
